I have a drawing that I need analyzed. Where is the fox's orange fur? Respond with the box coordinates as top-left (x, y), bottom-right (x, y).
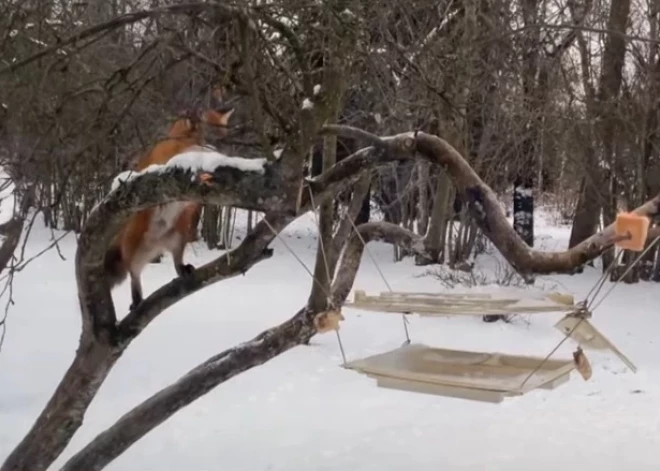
top-left (104, 97), bottom-right (234, 310)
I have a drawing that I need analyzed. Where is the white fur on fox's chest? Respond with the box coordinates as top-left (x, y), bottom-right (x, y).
top-left (145, 201), bottom-right (190, 240)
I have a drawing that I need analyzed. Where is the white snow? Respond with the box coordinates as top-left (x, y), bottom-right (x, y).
top-left (313, 84), bottom-right (321, 95)
top-left (111, 150), bottom-right (267, 191)
top-left (1, 208), bottom-right (660, 470)
top-left (302, 98), bottom-right (314, 110)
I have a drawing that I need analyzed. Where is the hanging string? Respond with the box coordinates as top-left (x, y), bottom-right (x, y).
top-left (306, 188), bottom-right (349, 364)
top-left (589, 235), bottom-right (660, 312)
top-left (343, 208), bottom-right (411, 344)
top-left (307, 188), bottom-right (337, 303)
top-left (262, 215), bottom-right (348, 365)
top-left (261, 216), bottom-right (333, 301)
top-left (583, 248), bottom-right (624, 308)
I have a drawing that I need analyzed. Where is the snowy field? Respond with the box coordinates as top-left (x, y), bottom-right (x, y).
top-left (1, 208), bottom-right (659, 470)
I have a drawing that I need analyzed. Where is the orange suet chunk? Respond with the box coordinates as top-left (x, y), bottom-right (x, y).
top-left (614, 212), bottom-right (650, 251)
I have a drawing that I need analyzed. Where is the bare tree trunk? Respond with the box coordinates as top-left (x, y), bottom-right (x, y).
top-left (417, 168), bottom-right (452, 265)
top-left (201, 205), bottom-right (221, 249)
top-left (308, 61), bottom-right (344, 312)
top-left (0, 187), bottom-right (33, 272)
top-left (416, 161), bottom-right (430, 235)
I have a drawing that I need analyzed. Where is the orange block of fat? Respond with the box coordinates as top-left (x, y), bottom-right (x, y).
top-left (614, 212), bottom-right (650, 251)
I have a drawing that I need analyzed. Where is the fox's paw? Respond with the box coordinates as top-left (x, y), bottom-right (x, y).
top-left (181, 263), bottom-right (195, 276)
top-left (176, 263), bottom-right (195, 278)
top-left (199, 172), bottom-right (213, 186)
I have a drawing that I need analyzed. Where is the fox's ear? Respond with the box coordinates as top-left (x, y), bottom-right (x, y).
top-left (220, 108), bottom-right (234, 123)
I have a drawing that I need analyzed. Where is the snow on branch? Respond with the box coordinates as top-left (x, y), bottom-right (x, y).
top-left (77, 151), bottom-right (282, 343)
top-left (111, 149), bottom-right (267, 192)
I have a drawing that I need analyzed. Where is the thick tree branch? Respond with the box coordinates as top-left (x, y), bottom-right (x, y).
top-left (326, 174), bottom-right (372, 272)
top-left (61, 306), bottom-right (320, 471)
top-left (411, 132), bottom-right (660, 274)
top-left (302, 132), bottom-right (416, 210)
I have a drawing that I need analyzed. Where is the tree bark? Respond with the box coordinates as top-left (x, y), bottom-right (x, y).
top-left (417, 168), bottom-right (452, 265)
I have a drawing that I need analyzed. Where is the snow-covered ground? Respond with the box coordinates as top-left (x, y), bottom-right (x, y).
top-left (1, 208), bottom-right (659, 470)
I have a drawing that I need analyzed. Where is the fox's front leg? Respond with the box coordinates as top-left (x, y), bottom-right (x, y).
top-left (171, 233), bottom-right (195, 278)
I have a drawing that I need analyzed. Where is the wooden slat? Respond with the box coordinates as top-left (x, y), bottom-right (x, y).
top-left (374, 375), bottom-right (506, 403)
top-left (346, 289), bottom-right (575, 316)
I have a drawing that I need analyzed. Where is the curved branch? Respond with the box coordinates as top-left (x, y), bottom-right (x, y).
top-left (302, 131), bottom-right (416, 210)
top-left (411, 132), bottom-right (660, 274)
top-left (323, 127), bottom-right (660, 275)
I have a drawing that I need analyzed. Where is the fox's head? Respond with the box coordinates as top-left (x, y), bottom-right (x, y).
top-left (176, 85), bottom-right (235, 141)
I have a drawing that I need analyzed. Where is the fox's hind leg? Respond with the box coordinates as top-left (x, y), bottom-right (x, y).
top-left (170, 205), bottom-right (199, 278)
top-left (129, 270), bottom-right (143, 311)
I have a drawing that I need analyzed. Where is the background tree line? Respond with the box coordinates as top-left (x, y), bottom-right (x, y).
top-left (1, 0), bottom-right (659, 282)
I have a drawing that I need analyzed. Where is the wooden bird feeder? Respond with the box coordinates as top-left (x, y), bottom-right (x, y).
top-left (341, 289), bottom-right (635, 404)
top-left (343, 344), bottom-right (576, 404)
top-left (614, 212), bottom-right (650, 252)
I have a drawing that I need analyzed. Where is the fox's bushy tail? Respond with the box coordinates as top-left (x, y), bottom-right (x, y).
top-left (103, 243), bottom-right (128, 287)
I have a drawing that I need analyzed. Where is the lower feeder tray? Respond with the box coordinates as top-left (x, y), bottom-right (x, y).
top-left (343, 343), bottom-right (575, 404)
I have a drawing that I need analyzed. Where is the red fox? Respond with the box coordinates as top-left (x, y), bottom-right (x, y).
top-left (104, 87), bottom-right (234, 310)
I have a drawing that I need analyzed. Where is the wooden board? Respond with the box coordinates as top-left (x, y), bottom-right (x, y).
top-left (554, 314), bottom-right (637, 373)
top-left (344, 343), bottom-right (575, 402)
top-left (344, 289), bottom-right (575, 317)
top-left (374, 376), bottom-right (507, 403)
